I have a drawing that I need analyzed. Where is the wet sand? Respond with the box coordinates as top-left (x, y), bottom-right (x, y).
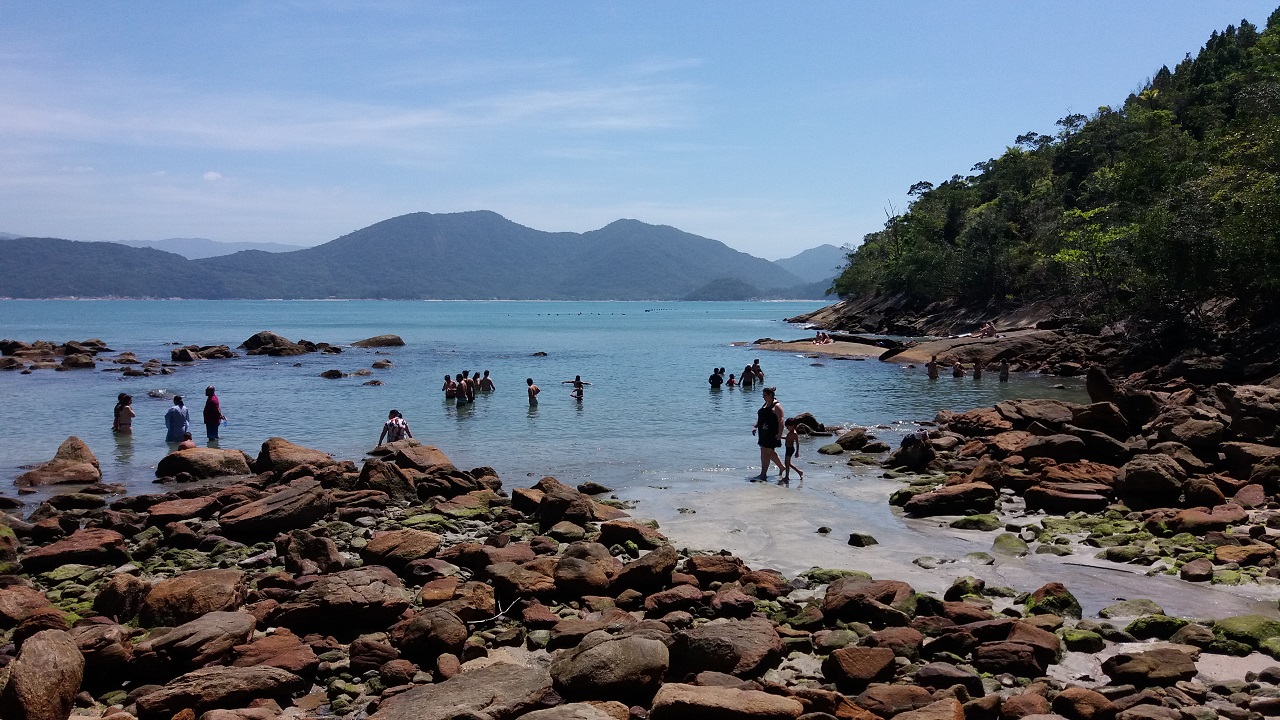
top-left (617, 453), bottom-right (1280, 622)
top-left (752, 338), bottom-right (885, 359)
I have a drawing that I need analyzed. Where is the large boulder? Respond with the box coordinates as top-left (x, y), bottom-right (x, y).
top-left (272, 566), bottom-right (410, 634)
top-left (649, 683), bottom-right (804, 719)
top-left (822, 577), bottom-right (916, 626)
top-left (550, 630), bottom-right (669, 702)
top-left (93, 573), bottom-right (150, 622)
top-left (613, 543), bottom-right (679, 593)
top-left (134, 665), bottom-right (306, 720)
top-left (357, 459), bottom-right (417, 501)
top-left (133, 611), bottom-right (256, 675)
top-left (1101, 648), bottom-right (1197, 686)
top-left (352, 334), bottom-right (406, 347)
top-left (1215, 383), bottom-right (1280, 444)
top-left (155, 447), bottom-right (253, 480)
top-left (239, 331), bottom-right (310, 356)
top-left (903, 482), bottom-right (996, 518)
top-left (1114, 454), bottom-right (1187, 509)
top-left (672, 616), bottom-right (783, 677)
top-left (360, 529), bottom-right (443, 572)
top-left (368, 661), bottom-right (556, 720)
top-left (231, 630), bottom-right (319, 676)
top-left (886, 434), bottom-right (937, 471)
top-left (219, 478), bottom-right (331, 539)
top-left (1146, 406), bottom-right (1226, 450)
top-left (21, 528), bottom-right (128, 573)
top-left (1018, 434), bottom-right (1088, 463)
top-left (14, 436), bottom-right (101, 486)
top-left (1071, 402), bottom-right (1132, 440)
top-left (0, 629), bottom-right (84, 720)
top-left (140, 569), bottom-right (247, 626)
top-left (995, 399), bottom-right (1076, 429)
top-left (822, 646), bottom-right (896, 692)
top-left (253, 437), bottom-right (334, 477)
top-left (390, 607), bottom-right (468, 664)
top-left (0, 584), bottom-right (56, 629)
top-left (70, 623), bottom-right (134, 691)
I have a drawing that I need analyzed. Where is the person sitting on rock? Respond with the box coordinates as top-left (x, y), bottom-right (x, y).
top-left (378, 409), bottom-right (412, 446)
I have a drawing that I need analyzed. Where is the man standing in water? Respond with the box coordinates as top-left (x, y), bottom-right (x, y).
top-left (164, 396), bottom-right (190, 444)
top-left (708, 367), bottom-right (723, 388)
top-left (203, 386), bottom-right (226, 441)
top-left (479, 370), bottom-right (496, 392)
top-left (751, 387), bottom-right (786, 482)
top-left (527, 378), bottom-right (540, 404)
top-left (926, 356), bottom-right (940, 379)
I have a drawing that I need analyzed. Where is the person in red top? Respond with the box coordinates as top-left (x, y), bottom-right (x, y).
top-left (203, 386), bottom-right (226, 441)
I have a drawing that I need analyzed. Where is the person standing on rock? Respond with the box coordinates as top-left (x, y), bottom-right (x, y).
top-left (751, 387), bottom-right (786, 482)
top-left (164, 395), bottom-right (190, 444)
top-left (112, 393), bottom-right (134, 433)
top-left (527, 378), bottom-right (540, 404)
top-left (203, 386), bottom-right (226, 441)
top-left (378, 409), bottom-right (412, 445)
top-left (927, 356), bottom-right (939, 380)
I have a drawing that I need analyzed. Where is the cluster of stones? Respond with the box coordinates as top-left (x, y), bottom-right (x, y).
top-left (6, 436), bottom-right (1280, 720)
top-left (240, 332), bottom-right (345, 358)
top-left (884, 366), bottom-right (1280, 590)
top-left (0, 339), bottom-right (122, 374)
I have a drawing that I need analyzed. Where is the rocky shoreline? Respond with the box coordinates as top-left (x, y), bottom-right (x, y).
top-left (4, 405), bottom-right (1280, 720)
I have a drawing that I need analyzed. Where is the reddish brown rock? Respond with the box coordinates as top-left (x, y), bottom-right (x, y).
top-left (360, 529), bottom-right (443, 571)
top-left (896, 698), bottom-right (965, 720)
top-left (133, 611), bottom-right (256, 674)
top-left (1215, 543), bottom-right (1275, 565)
top-left (1000, 693), bottom-right (1050, 719)
top-left (821, 577), bottom-right (916, 626)
top-left (368, 662), bottom-right (556, 720)
top-left (1101, 648), bottom-right (1197, 686)
top-left (93, 573), bottom-right (150, 622)
top-left (231, 630), bottom-right (318, 676)
top-left (0, 629), bottom-right (84, 720)
top-left (649, 682), bottom-right (804, 719)
top-left (21, 528), bottom-right (128, 573)
top-left (488, 560), bottom-right (557, 600)
top-left (0, 584), bottom-right (55, 629)
top-left (644, 584), bottom-right (703, 614)
top-left (272, 566), bottom-right (409, 634)
top-left (855, 684), bottom-right (934, 718)
top-left (14, 436), bottom-right (101, 486)
top-left (673, 617), bottom-right (783, 677)
top-left (686, 554), bottom-right (746, 584)
top-left (861, 626), bottom-right (924, 659)
top-left (1052, 687), bottom-right (1116, 720)
top-left (134, 666), bottom-right (306, 720)
top-left (597, 519), bottom-right (668, 549)
top-left (253, 437), bottom-right (335, 477)
top-left (903, 482), bottom-right (997, 517)
top-left (146, 496), bottom-right (219, 525)
top-left (155, 448), bottom-right (253, 480)
top-left (613, 544), bottom-right (679, 593)
top-left (219, 478), bottom-right (331, 540)
top-left (70, 623), bottom-right (134, 690)
top-left (822, 646), bottom-right (896, 691)
top-left (140, 569), bottom-right (247, 626)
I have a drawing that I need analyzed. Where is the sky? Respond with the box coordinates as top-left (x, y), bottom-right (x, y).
top-left (2, 2), bottom-right (1276, 260)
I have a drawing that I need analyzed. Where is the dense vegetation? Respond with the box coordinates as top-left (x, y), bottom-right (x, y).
top-left (833, 10), bottom-right (1280, 331)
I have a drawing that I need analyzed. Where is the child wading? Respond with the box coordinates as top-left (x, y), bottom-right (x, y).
top-left (782, 417), bottom-right (804, 485)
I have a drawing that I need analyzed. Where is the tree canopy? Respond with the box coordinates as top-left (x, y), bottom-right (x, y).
top-left (832, 10), bottom-right (1280, 330)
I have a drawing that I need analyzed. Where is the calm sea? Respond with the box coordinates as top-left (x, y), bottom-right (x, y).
top-left (0, 300), bottom-right (1085, 498)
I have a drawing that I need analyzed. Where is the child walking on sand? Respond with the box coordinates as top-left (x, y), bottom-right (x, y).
top-left (782, 417), bottom-right (804, 485)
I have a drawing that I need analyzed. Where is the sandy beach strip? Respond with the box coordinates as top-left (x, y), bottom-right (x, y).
top-left (752, 338), bottom-right (886, 359)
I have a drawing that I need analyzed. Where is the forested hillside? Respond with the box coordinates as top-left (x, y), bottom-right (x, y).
top-left (832, 10), bottom-right (1280, 334)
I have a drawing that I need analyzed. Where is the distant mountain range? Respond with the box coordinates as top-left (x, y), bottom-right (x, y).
top-left (115, 237), bottom-right (304, 259)
top-left (774, 244), bottom-right (847, 284)
top-left (0, 212), bottom-right (841, 300)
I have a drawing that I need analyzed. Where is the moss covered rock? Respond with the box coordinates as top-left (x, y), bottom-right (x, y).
top-left (1061, 628), bottom-right (1106, 653)
top-left (1125, 615), bottom-right (1188, 640)
top-left (950, 514), bottom-right (1002, 531)
top-left (1216, 614), bottom-right (1280, 649)
top-left (992, 533), bottom-right (1029, 557)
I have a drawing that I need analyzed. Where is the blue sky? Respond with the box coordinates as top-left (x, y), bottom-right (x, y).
top-left (2, 2), bottom-right (1275, 259)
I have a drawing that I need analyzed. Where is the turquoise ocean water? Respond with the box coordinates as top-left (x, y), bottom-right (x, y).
top-left (0, 300), bottom-right (1085, 497)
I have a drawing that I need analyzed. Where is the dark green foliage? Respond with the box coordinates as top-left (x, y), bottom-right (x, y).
top-left (0, 212), bottom-right (808, 300)
top-left (832, 13), bottom-right (1280, 326)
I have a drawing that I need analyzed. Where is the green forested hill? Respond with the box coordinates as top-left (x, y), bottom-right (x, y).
top-left (0, 212), bottom-right (811, 299)
top-left (832, 10), bottom-right (1280, 332)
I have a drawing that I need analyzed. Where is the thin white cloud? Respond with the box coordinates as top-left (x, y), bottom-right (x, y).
top-left (202, 171), bottom-right (223, 181)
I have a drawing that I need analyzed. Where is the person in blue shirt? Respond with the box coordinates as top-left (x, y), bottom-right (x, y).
top-left (165, 395), bottom-right (191, 443)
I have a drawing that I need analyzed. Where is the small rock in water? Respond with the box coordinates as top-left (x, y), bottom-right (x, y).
top-left (847, 533), bottom-right (878, 547)
top-left (1052, 384), bottom-right (1066, 389)
top-left (577, 481), bottom-right (612, 495)
top-left (320, 369), bottom-right (345, 379)
top-left (913, 556), bottom-right (939, 569)
top-left (363, 380), bottom-right (384, 386)
top-left (532, 351), bottom-right (548, 356)
top-left (964, 552), bottom-right (996, 565)
top-left (677, 507), bottom-right (696, 515)
top-left (292, 362), bottom-right (302, 367)
top-left (816, 526), bottom-right (832, 534)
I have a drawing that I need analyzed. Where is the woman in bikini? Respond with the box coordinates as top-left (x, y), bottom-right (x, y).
top-left (751, 387), bottom-right (786, 482)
